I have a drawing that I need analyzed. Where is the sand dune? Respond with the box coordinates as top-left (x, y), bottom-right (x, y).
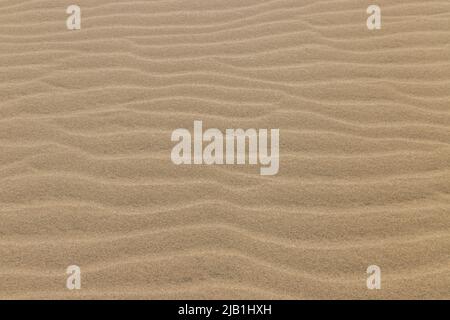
top-left (0, 0), bottom-right (449, 299)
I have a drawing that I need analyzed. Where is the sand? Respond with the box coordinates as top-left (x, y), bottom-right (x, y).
top-left (0, 0), bottom-right (449, 299)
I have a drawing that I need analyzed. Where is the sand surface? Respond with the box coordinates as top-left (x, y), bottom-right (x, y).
top-left (0, 0), bottom-right (449, 299)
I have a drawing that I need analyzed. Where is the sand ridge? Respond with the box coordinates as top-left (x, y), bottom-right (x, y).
top-left (0, 0), bottom-right (449, 299)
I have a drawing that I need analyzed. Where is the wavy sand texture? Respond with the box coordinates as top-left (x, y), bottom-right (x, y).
top-left (0, 0), bottom-right (449, 299)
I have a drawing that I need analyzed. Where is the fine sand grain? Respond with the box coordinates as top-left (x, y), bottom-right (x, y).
top-left (0, 0), bottom-right (449, 299)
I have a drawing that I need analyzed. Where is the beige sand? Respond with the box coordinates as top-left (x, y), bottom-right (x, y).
top-left (0, 0), bottom-right (449, 299)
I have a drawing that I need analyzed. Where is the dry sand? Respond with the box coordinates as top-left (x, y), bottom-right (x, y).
top-left (0, 0), bottom-right (449, 299)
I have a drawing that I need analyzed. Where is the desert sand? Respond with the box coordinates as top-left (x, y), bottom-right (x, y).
top-left (0, 0), bottom-right (449, 299)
